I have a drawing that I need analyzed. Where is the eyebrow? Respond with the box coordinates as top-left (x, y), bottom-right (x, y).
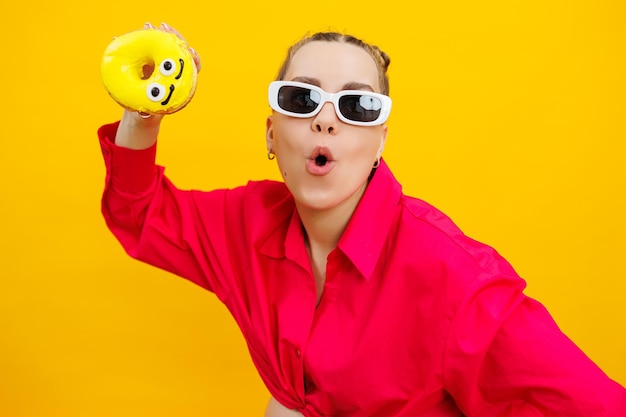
top-left (291, 76), bottom-right (375, 92)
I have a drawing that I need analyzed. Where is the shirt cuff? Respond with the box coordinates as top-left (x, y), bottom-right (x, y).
top-left (98, 121), bottom-right (158, 193)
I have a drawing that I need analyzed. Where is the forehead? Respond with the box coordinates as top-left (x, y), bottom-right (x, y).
top-left (285, 41), bottom-right (380, 92)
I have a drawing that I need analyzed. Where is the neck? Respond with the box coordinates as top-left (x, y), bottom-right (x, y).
top-left (296, 182), bottom-right (367, 254)
top-left (299, 207), bottom-right (347, 255)
top-left (297, 182), bottom-right (368, 306)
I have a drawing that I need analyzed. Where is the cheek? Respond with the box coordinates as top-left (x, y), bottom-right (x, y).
top-left (345, 131), bottom-right (384, 160)
top-left (272, 120), bottom-right (307, 155)
top-left (272, 125), bottom-right (302, 178)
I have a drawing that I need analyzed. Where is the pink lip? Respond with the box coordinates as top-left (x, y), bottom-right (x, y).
top-left (306, 146), bottom-right (335, 176)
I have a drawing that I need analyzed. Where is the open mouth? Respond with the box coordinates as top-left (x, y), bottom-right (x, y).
top-left (315, 155), bottom-right (328, 166)
top-left (310, 146), bottom-right (334, 164)
top-left (306, 146), bottom-right (335, 175)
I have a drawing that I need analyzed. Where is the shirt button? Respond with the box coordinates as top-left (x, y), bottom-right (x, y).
top-left (296, 350), bottom-right (301, 359)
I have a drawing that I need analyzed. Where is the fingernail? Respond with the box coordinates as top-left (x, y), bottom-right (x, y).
top-left (161, 22), bottom-right (170, 30)
top-left (144, 22), bottom-right (154, 29)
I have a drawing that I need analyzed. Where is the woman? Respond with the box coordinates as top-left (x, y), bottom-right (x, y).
top-left (98, 24), bottom-right (625, 416)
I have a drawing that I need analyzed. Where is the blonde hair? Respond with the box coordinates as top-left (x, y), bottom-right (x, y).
top-left (275, 32), bottom-right (391, 95)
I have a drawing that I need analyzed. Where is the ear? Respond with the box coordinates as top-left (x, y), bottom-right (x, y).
top-left (376, 124), bottom-right (388, 159)
top-left (266, 116), bottom-right (274, 153)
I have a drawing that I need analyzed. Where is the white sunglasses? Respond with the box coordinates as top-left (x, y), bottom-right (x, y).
top-left (268, 81), bottom-right (392, 126)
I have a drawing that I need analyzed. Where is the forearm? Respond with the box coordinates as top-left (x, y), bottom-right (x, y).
top-left (114, 110), bottom-right (163, 150)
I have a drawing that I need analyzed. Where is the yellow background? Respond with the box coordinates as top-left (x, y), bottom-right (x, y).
top-left (1, 0), bottom-right (624, 416)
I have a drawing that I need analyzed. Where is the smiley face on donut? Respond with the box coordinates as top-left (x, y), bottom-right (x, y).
top-left (101, 29), bottom-right (198, 114)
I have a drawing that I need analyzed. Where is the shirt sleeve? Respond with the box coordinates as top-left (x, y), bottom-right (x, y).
top-left (443, 264), bottom-right (626, 416)
top-left (97, 121), bottom-right (235, 299)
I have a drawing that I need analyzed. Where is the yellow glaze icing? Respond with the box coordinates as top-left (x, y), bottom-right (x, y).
top-left (101, 29), bottom-right (198, 114)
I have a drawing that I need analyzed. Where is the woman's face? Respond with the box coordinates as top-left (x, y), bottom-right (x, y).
top-left (266, 41), bottom-right (388, 213)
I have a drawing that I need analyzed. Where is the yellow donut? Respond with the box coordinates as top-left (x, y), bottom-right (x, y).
top-left (100, 29), bottom-right (198, 114)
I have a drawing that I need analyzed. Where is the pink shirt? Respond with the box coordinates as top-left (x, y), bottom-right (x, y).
top-left (99, 122), bottom-right (625, 417)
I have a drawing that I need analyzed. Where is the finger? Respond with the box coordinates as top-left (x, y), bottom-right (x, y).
top-left (160, 22), bottom-right (187, 42)
top-left (189, 47), bottom-right (202, 72)
top-left (159, 22), bottom-right (200, 72)
top-left (144, 22), bottom-right (155, 30)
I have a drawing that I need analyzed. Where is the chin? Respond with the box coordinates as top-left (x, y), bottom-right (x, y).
top-left (295, 183), bottom-right (367, 213)
top-left (294, 191), bottom-right (339, 211)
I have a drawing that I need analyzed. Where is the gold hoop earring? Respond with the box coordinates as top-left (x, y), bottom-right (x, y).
top-left (372, 157), bottom-right (381, 168)
top-left (267, 151), bottom-right (275, 160)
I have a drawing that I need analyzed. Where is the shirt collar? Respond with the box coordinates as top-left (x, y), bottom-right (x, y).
top-left (258, 205), bottom-right (312, 272)
top-left (337, 159), bottom-right (402, 280)
top-left (259, 159), bottom-right (403, 280)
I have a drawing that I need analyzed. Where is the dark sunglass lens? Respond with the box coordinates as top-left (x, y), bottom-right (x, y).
top-left (339, 95), bottom-right (382, 122)
top-left (278, 86), bottom-right (320, 114)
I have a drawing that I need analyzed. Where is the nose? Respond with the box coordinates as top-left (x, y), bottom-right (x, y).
top-left (311, 102), bottom-right (338, 134)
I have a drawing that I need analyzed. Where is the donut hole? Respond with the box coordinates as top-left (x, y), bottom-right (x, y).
top-left (140, 60), bottom-right (156, 80)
